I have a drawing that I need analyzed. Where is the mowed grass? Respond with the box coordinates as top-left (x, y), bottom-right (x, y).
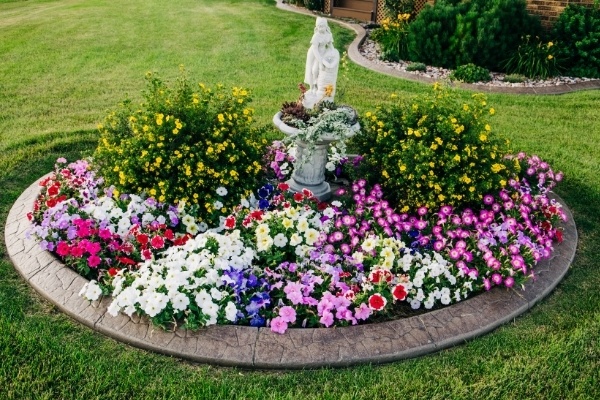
top-left (1, 0), bottom-right (600, 399)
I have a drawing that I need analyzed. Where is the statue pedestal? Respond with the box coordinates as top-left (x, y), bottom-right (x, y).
top-left (273, 112), bottom-right (331, 201)
top-left (273, 111), bottom-right (360, 202)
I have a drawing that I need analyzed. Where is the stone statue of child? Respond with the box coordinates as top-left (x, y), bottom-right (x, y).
top-left (303, 18), bottom-right (339, 108)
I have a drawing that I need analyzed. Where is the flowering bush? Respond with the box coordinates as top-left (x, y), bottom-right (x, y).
top-left (94, 71), bottom-right (265, 227)
top-left (503, 36), bottom-right (562, 79)
top-left (371, 13), bottom-right (412, 62)
top-left (353, 84), bottom-right (515, 212)
top-left (26, 82), bottom-right (566, 335)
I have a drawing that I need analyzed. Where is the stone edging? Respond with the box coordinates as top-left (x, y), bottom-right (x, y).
top-left (275, 0), bottom-right (600, 95)
top-left (5, 176), bottom-right (577, 369)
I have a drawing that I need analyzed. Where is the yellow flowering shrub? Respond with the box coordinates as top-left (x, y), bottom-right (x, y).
top-left (94, 71), bottom-right (265, 226)
top-left (353, 84), bottom-right (517, 212)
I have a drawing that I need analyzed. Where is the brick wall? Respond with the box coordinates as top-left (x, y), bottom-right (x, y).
top-left (526, 0), bottom-right (597, 27)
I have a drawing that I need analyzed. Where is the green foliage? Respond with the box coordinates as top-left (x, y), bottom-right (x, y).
top-left (353, 84), bottom-right (514, 212)
top-left (503, 36), bottom-right (562, 79)
top-left (93, 71), bottom-right (265, 226)
top-left (303, 0), bottom-right (323, 11)
top-left (407, 1), bottom-right (461, 68)
top-left (503, 73), bottom-right (527, 83)
top-left (370, 13), bottom-right (412, 62)
top-left (405, 61), bottom-right (426, 72)
top-left (552, 4), bottom-right (600, 78)
top-left (407, 0), bottom-right (542, 71)
top-left (450, 63), bottom-right (491, 83)
top-left (383, 0), bottom-right (416, 17)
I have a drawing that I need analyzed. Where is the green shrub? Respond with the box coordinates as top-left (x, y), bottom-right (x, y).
top-left (407, 1), bottom-right (463, 68)
top-left (353, 84), bottom-right (514, 212)
top-left (405, 61), bottom-right (427, 72)
top-left (450, 63), bottom-right (491, 83)
top-left (383, 0), bottom-right (416, 17)
top-left (94, 71), bottom-right (265, 226)
top-left (552, 4), bottom-right (600, 78)
top-left (370, 13), bottom-right (412, 62)
top-left (503, 73), bottom-right (527, 83)
top-left (503, 36), bottom-right (562, 79)
top-left (304, 0), bottom-right (323, 12)
top-left (407, 0), bottom-right (541, 71)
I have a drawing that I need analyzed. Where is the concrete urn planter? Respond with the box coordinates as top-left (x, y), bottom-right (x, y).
top-left (273, 111), bottom-right (360, 201)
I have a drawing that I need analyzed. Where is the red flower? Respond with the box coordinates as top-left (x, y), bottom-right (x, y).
top-left (302, 188), bottom-right (313, 198)
top-left (368, 293), bottom-right (387, 311)
top-left (47, 185), bottom-right (60, 197)
top-left (317, 202), bottom-right (328, 211)
top-left (164, 229), bottom-right (175, 241)
top-left (27, 212), bottom-right (33, 221)
top-left (116, 256), bottom-right (136, 266)
top-left (555, 229), bottom-right (564, 243)
top-left (136, 234), bottom-right (149, 246)
top-left (141, 249), bottom-right (153, 260)
top-left (392, 284), bottom-right (407, 301)
top-left (278, 182), bottom-right (290, 191)
top-left (250, 210), bottom-right (264, 221)
top-left (120, 242), bottom-right (134, 254)
top-left (368, 269), bottom-right (392, 284)
top-left (150, 235), bottom-right (165, 249)
top-left (224, 215), bottom-right (236, 230)
top-left (46, 198), bottom-right (57, 208)
top-left (293, 192), bottom-right (304, 202)
top-left (108, 267), bottom-right (120, 276)
top-left (173, 234), bottom-right (191, 246)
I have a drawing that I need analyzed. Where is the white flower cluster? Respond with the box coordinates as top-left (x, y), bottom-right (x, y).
top-left (398, 251), bottom-right (477, 310)
top-left (95, 230), bottom-right (255, 326)
top-left (252, 202), bottom-right (333, 258)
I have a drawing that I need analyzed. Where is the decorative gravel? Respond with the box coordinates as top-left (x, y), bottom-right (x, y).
top-left (360, 35), bottom-right (599, 88)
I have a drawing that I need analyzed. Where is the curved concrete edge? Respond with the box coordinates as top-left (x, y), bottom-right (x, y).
top-left (5, 176), bottom-right (577, 369)
top-left (275, 0), bottom-right (600, 95)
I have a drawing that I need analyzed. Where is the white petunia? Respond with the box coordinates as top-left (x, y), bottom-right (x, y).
top-left (171, 292), bottom-right (190, 311)
top-left (304, 228), bottom-right (319, 245)
top-left (216, 186), bottom-right (228, 196)
top-left (195, 289), bottom-right (212, 308)
top-left (213, 200), bottom-right (223, 210)
top-left (209, 287), bottom-right (223, 301)
top-left (224, 301), bottom-right (238, 322)
top-left (273, 233), bottom-right (288, 248)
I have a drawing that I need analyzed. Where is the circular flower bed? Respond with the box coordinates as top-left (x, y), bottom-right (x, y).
top-left (26, 79), bottom-right (567, 335)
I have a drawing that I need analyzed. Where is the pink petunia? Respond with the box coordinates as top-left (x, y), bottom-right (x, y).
top-left (270, 316), bottom-right (288, 334)
top-left (279, 306), bottom-right (297, 324)
top-left (319, 310), bottom-right (334, 327)
top-left (354, 303), bottom-right (371, 320)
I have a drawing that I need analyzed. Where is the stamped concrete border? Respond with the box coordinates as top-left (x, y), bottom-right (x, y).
top-left (6, 176), bottom-right (577, 369)
top-left (275, 0), bottom-right (600, 95)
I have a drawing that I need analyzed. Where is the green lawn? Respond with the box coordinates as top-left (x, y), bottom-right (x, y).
top-left (1, 0), bottom-right (599, 399)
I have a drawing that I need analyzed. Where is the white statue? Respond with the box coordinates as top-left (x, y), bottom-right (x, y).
top-left (303, 18), bottom-right (339, 109)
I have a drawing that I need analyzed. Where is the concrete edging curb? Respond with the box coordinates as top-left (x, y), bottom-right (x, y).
top-left (275, 0), bottom-right (600, 95)
top-left (5, 176), bottom-right (577, 369)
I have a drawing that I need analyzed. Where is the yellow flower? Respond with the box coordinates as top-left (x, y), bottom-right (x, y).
top-left (382, 170), bottom-right (389, 179)
top-left (491, 163), bottom-right (506, 173)
top-left (479, 134), bottom-right (487, 142)
top-left (548, 54), bottom-right (554, 60)
top-left (489, 108), bottom-right (495, 115)
top-left (218, 114), bottom-right (225, 123)
top-left (155, 113), bottom-right (164, 125)
top-left (548, 41), bottom-right (554, 48)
